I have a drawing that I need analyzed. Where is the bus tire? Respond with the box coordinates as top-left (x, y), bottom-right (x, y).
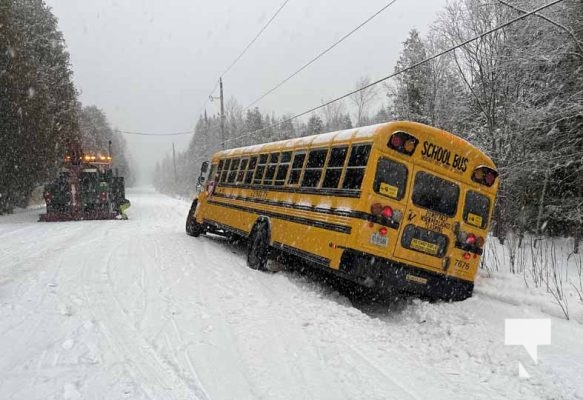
top-left (186, 200), bottom-right (204, 237)
top-left (247, 221), bottom-right (269, 271)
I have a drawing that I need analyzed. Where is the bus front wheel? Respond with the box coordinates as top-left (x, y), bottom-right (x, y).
top-left (186, 200), bottom-right (204, 237)
top-left (247, 222), bottom-right (269, 271)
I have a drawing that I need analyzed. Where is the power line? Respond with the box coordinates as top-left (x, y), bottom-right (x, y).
top-left (222, 0), bottom-right (563, 147)
top-left (243, 0), bottom-right (400, 111)
top-left (221, 0), bottom-right (291, 78)
top-left (124, 1), bottom-right (291, 136)
top-left (194, 0), bottom-right (291, 121)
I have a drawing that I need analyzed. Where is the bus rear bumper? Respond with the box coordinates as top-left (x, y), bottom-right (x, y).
top-left (339, 249), bottom-right (474, 301)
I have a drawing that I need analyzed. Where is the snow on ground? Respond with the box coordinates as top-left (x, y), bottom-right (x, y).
top-left (1, 187), bottom-right (582, 400)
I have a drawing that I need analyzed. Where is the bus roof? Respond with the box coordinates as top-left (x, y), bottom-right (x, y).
top-left (212, 121), bottom-right (496, 170)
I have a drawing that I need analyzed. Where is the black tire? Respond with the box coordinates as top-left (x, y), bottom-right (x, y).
top-left (186, 200), bottom-right (204, 237)
top-left (247, 222), bottom-right (269, 271)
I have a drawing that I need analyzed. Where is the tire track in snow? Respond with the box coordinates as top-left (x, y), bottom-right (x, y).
top-left (81, 239), bottom-right (209, 400)
top-left (195, 235), bottom-right (352, 399)
top-left (141, 237), bottom-right (212, 400)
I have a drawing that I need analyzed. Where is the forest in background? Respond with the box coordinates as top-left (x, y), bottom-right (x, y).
top-left (0, 0), bottom-right (133, 214)
top-left (155, 0), bottom-right (582, 246)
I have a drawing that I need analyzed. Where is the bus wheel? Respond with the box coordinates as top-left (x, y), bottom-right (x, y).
top-left (185, 200), bottom-right (204, 237)
top-left (247, 222), bottom-right (269, 271)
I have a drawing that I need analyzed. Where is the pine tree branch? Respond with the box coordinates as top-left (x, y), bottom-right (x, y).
top-left (497, 0), bottom-right (583, 56)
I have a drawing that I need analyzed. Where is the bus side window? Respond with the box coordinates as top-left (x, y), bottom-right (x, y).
top-left (245, 156), bottom-right (258, 184)
top-left (264, 153), bottom-right (280, 185)
top-left (216, 159), bottom-right (224, 183)
top-left (275, 151), bottom-right (291, 186)
top-left (253, 154), bottom-right (268, 185)
top-left (302, 149), bottom-right (328, 188)
top-left (322, 146), bottom-right (348, 188)
top-left (287, 152), bottom-right (306, 185)
top-left (220, 159), bottom-right (231, 183)
top-left (228, 158), bottom-right (240, 183)
top-left (342, 144), bottom-right (371, 190)
top-left (237, 158), bottom-right (248, 184)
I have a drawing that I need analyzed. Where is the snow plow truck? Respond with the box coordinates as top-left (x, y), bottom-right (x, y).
top-left (39, 141), bottom-right (130, 222)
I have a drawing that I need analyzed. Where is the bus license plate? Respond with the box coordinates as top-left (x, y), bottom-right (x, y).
top-left (370, 233), bottom-right (388, 247)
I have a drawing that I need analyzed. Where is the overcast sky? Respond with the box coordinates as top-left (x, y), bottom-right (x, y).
top-left (45, 0), bottom-right (447, 183)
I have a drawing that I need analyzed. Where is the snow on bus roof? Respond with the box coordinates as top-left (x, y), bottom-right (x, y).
top-left (213, 123), bottom-right (388, 158)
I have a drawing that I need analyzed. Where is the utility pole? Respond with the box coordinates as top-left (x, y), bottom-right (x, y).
top-left (210, 78), bottom-right (225, 148)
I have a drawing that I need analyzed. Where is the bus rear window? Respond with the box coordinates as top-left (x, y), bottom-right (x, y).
top-left (373, 157), bottom-right (407, 200)
top-left (463, 191), bottom-right (490, 228)
top-left (412, 172), bottom-right (459, 217)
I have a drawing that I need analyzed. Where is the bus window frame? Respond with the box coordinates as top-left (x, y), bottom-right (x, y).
top-left (220, 158), bottom-right (231, 183)
top-left (373, 155), bottom-right (408, 201)
top-left (236, 157), bottom-right (249, 184)
top-left (341, 143), bottom-right (371, 190)
top-left (263, 152), bottom-right (280, 186)
top-left (244, 155), bottom-right (258, 184)
top-left (322, 145), bottom-right (348, 189)
top-left (463, 190), bottom-right (490, 229)
top-left (227, 158), bottom-right (240, 184)
top-left (274, 151), bottom-right (292, 186)
top-left (253, 154), bottom-right (268, 185)
top-left (287, 151), bottom-right (307, 187)
top-left (301, 148), bottom-right (329, 188)
top-left (411, 170), bottom-right (460, 217)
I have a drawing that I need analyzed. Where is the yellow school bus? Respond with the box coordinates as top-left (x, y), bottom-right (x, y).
top-left (186, 121), bottom-right (499, 300)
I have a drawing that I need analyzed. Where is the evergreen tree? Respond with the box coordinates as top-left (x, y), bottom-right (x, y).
top-left (307, 114), bottom-right (324, 135)
top-left (0, 0), bottom-right (79, 213)
top-left (391, 29), bottom-right (432, 123)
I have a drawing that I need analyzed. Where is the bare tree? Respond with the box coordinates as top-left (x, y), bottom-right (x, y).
top-left (320, 99), bottom-right (346, 131)
top-left (349, 76), bottom-right (377, 127)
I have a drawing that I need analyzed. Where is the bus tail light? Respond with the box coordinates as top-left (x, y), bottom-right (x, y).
top-left (379, 227), bottom-right (388, 236)
top-left (371, 203), bottom-right (383, 215)
top-left (475, 236), bottom-right (485, 248)
top-left (388, 132), bottom-right (419, 156)
top-left (370, 203), bottom-right (401, 229)
top-left (466, 233), bottom-right (476, 245)
top-left (381, 206), bottom-right (393, 218)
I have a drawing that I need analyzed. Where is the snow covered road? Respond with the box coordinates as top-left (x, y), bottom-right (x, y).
top-left (1, 188), bottom-right (582, 400)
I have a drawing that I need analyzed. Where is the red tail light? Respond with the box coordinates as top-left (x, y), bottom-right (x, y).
top-left (466, 233), bottom-right (476, 245)
top-left (381, 206), bottom-right (393, 219)
top-left (379, 227), bottom-right (388, 236)
top-left (390, 135), bottom-right (403, 148)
